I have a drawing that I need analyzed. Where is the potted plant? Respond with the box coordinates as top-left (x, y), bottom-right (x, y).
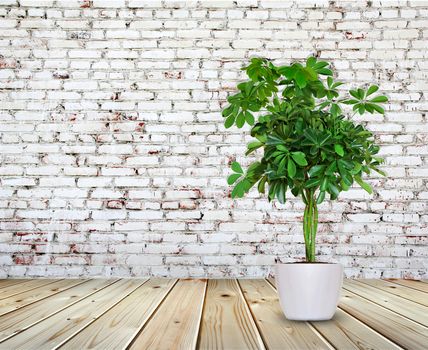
top-left (223, 57), bottom-right (387, 321)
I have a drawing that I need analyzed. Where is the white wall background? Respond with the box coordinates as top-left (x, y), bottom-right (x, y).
top-left (0, 0), bottom-right (427, 278)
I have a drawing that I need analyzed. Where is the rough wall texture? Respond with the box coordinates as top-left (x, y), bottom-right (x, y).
top-left (0, 0), bottom-right (427, 278)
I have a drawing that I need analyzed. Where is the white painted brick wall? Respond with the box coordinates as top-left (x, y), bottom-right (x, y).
top-left (0, 0), bottom-right (427, 279)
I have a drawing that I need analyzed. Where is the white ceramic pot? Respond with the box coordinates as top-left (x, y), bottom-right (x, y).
top-left (275, 263), bottom-right (343, 321)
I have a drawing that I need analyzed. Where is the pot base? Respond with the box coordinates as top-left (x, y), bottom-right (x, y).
top-left (275, 263), bottom-right (343, 321)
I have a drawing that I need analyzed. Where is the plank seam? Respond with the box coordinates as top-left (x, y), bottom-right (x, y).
top-left (235, 279), bottom-right (268, 350)
top-left (123, 279), bottom-right (179, 350)
top-left (0, 280), bottom-right (27, 290)
top-left (342, 286), bottom-right (428, 329)
top-left (194, 278), bottom-right (208, 350)
top-left (387, 279), bottom-right (428, 293)
top-left (0, 279), bottom-right (89, 318)
top-left (354, 279), bottom-right (428, 308)
top-left (0, 279), bottom-right (120, 343)
top-left (264, 278), bottom-right (336, 350)
top-left (0, 280), bottom-right (62, 300)
top-left (52, 279), bottom-right (150, 350)
top-left (336, 306), bottom-right (406, 350)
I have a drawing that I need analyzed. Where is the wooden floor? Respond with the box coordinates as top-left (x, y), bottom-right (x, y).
top-left (0, 279), bottom-right (427, 349)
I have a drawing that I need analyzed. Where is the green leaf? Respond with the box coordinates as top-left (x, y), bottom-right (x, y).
top-left (278, 66), bottom-right (295, 78)
top-left (291, 152), bottom-right (308, 166)
top-left (334, 144), bottom-right (344, 157)
top-left (236, 112), bottom-right (245, 128)
top-left (371, 104), bottom-right (385, 114)
top-left (244, 111), bottom-right (255, 125)
top-left (318, 68), bottom-right (332, 76)
top-left (313, 61), bottom-right (329, 70)
top-left (320, 177), bottom-right (328, 191)
top-left (278, 155), bottom-right (287, 173)
top-left (231, 161), bottom-right (243, 174)
top-left (227, 173), bottom-right (241, 185)
top-left (342, 99), bottom-right (359, 105)
top-left (308, 165), bottom-right (326, 177)
top-left (328, 182), bottom-right (340, 198)
top-left (305, 178), bottom-right (321, 188)
top-left (319, 132), bottom-right (332, 146)
top-left (257, 176), bottom-right (267, 193)
top-left (306, 56), bottom-right (316, 67)
top-left (287, 159), bottom-right (296, 178)
top-left (316, 190), bottom-right (326, 204)
top-left (370, 95), bottom-right (388, 103)
top-left (268, 182), bottom-right (277, 201)
top-left (222, 105), bottom-right (234, 118)
top-left (224, 114), bottom-right (235, 128)
top-left (245, 141), bottom-right (263, 156)
top-left (355, 175), bottom-right (373, 194)
top-left (330, 103), bottom-right (340, 117)
top-left (231, 181), bottom-right (245, 198)
top-left (349, 90), bottom-right (360, 100)
top-left (295, 70), bottom-right (307, 88)
top-left (276, 182), bottom-right (287, 204)
top-left (367, 85), bottom-right (379, 96)
top-left (342, 173), bottom-right (353, 187)
top-left (326, 161), bottom-right (337, 175)
top-left (303, 129), bottom-right (318, 145)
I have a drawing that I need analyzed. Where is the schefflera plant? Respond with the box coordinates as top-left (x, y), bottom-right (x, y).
top-left (223, 57), bottom-right (388, 262)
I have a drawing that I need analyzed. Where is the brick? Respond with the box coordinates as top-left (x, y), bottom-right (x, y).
top-left (0, 1), bottom-right (426, 279)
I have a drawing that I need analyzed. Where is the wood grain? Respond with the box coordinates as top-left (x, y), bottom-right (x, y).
top-left (386, 279), bottom-right (428, 293)
top-left (60, 279), bottom-right (176, 350)
top-left (0, 280), bottom-right (27, 289)
top-left (239, 279), bottom-right (330, 350)
top-left (0, 279), bottom-right (57, 300)
top-left (0, 279), bottom-right (86, 317)
top-left (312, 308), bottom-right (401, 350)
top-left (343, 279), bottom-right (428, 326)
top-left (358, 279), bottom-right (428, 307)
top-left (0, 279), bottom-right (145, 349)
top-left (339, 288), bottom-right (428, 349)
top-left (129, 279), bottom-right (206, 350)
top-left (199, 279), bottom-right (265, 350)
top-left (0, 278), bottom-right (425, 349)
top-left (0, 279), bottom-right (115, 342)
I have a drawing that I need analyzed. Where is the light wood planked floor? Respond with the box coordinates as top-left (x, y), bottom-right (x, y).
top-left (0, 278), bottom-right (427, 349)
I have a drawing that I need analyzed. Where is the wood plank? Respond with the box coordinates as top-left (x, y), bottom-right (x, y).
top-left (265, 278), bottom-right (398, 349)
top-left (0, 279), bottom-right (87, 317)
top-left (339, 288), bottom-right (428, 349)
top-left (386, 279), bottom-right (428, 293)
top-left (199, 279), bottom-right (265, 350)
top-left (0, 279), bottom-right (145, 349)
top-left (0, 280), bottom-right (28, 289)
top-left (343, 279), bottom-right (428, 326)
top-left (0, 279), bottom-right (58, 299)
top-left (0, 279), bottom-right (115, 342)
top-left (358, 279), bottom-right (428, 307)
top-left (129, 279), bottom-right (206, 350)
top-left (238, 279), bottom-right (330, 350)
top-left (59, 279), bottom-right (177, 350)
top-left (312, 308), bottom-right (402, 350)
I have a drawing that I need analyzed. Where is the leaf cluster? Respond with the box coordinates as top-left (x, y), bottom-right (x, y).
top-left (225, 57), bottom-right (387, 205)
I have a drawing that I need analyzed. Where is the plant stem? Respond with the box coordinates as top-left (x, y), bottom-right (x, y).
top-left (303, 191), bottom-right (318, 262)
